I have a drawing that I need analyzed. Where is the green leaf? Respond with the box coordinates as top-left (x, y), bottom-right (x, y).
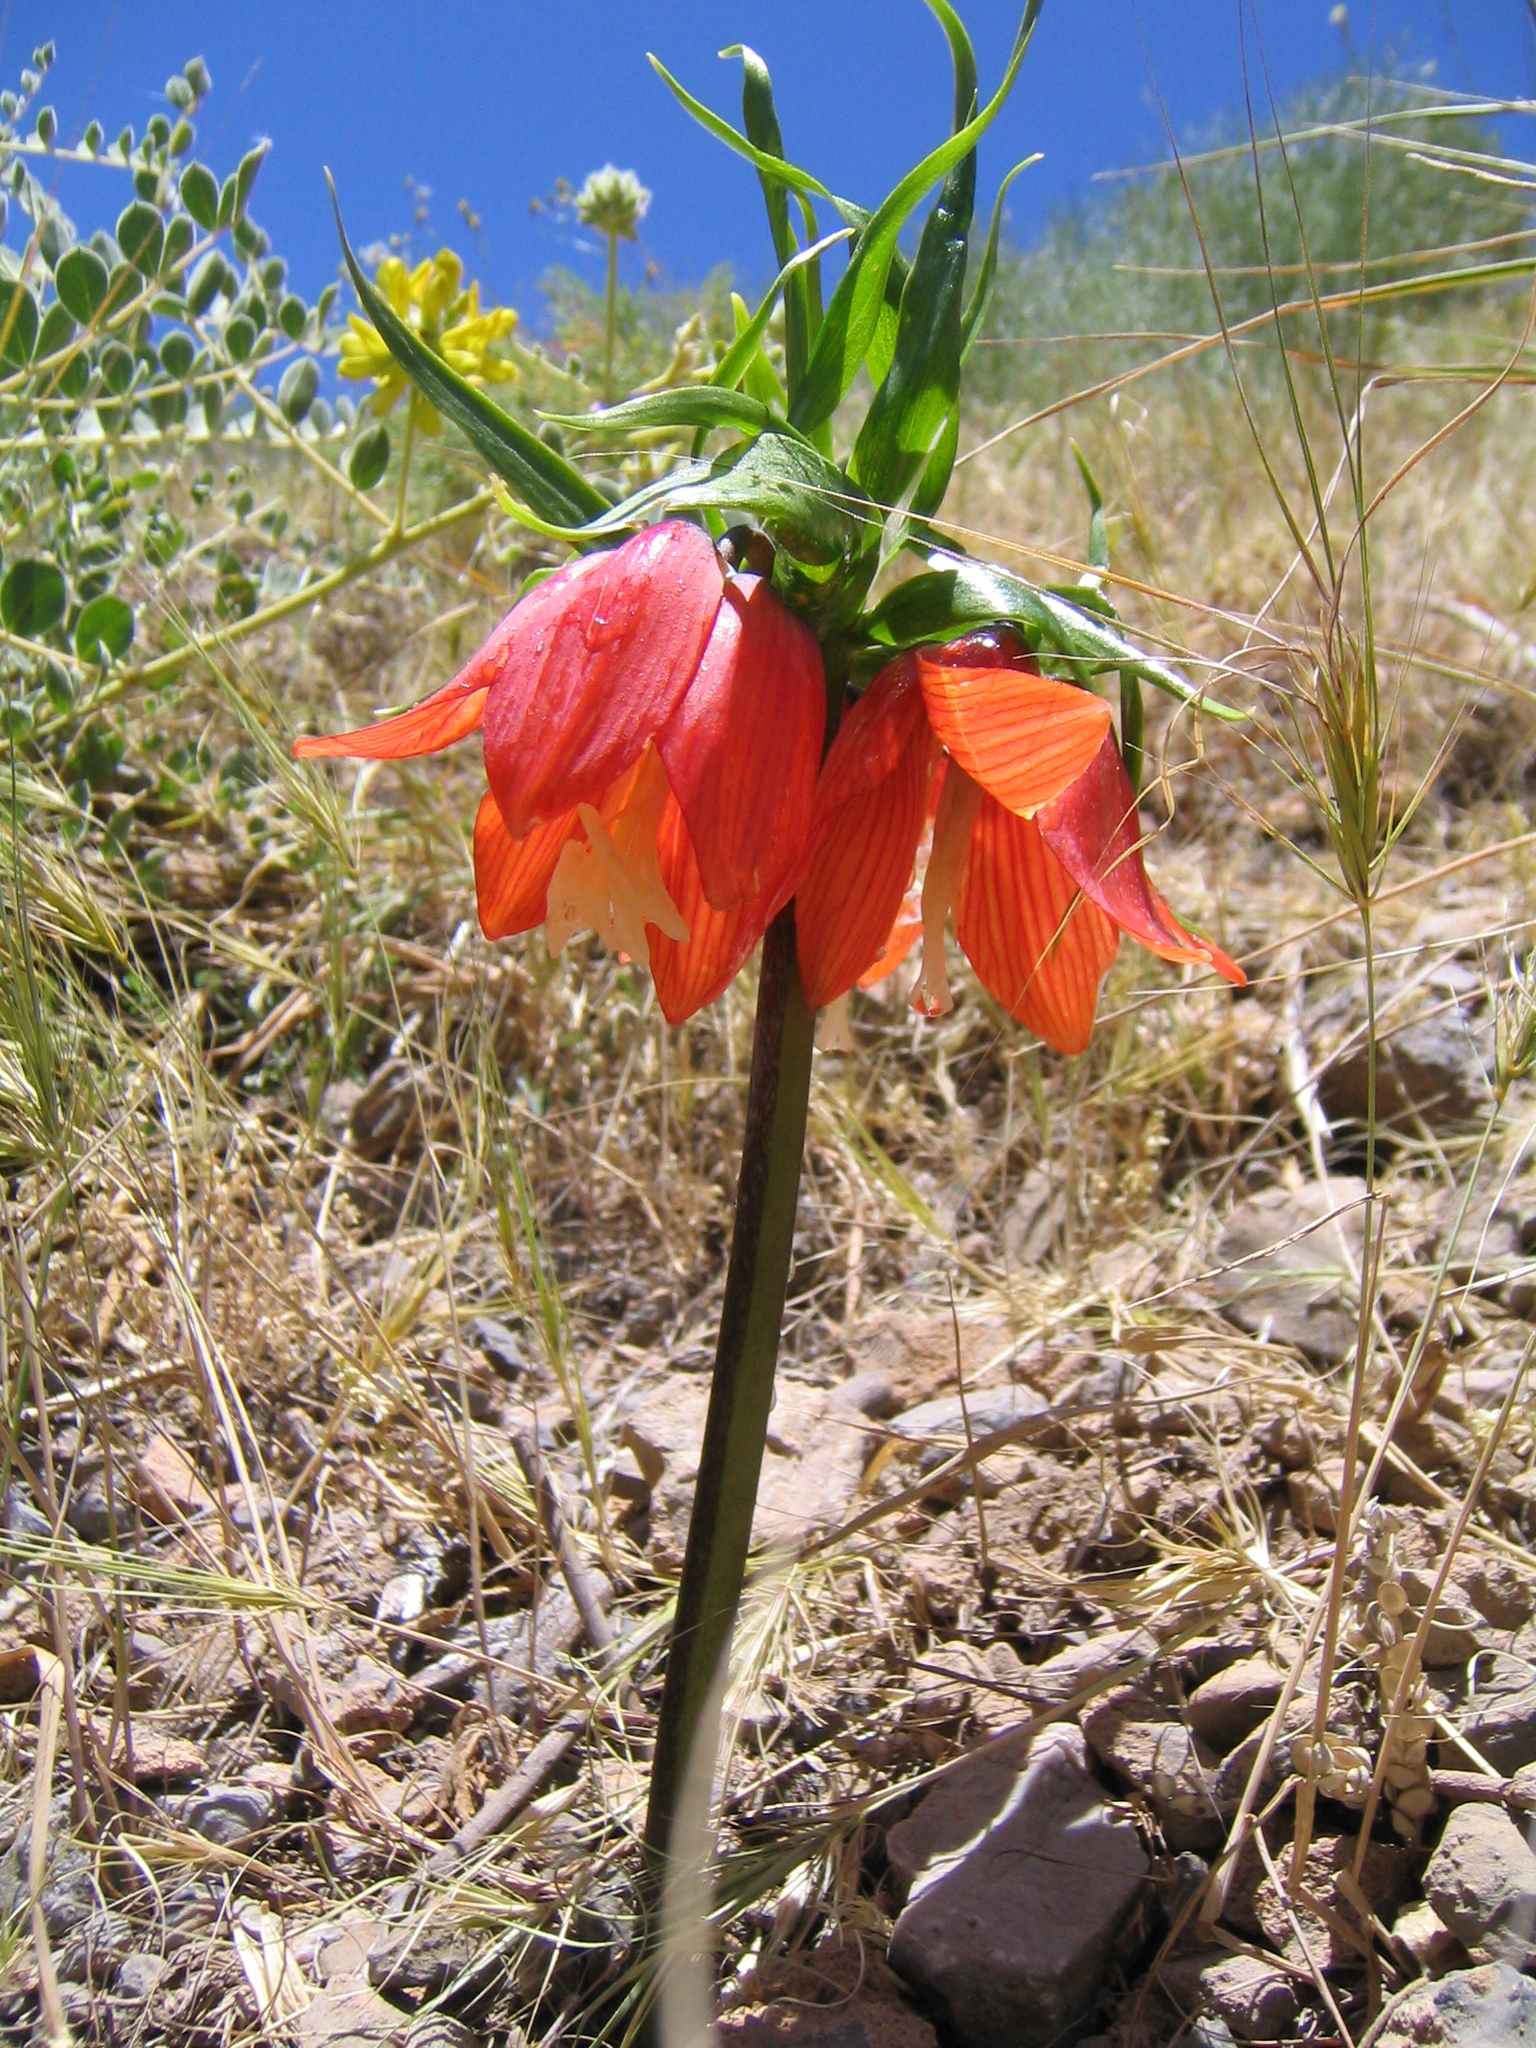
top-left (64, 717), bottom-right (124, 790)
top-left (790, 1), bottom-right (1043, 436)
top-left (1, 558), bottom-right (67, 637)
top-left (231, 142), bottom-right (268, 223)
top-left (0, 281), bottom-right (38, 368)
top-left (960, 157), bottom-right (1033, 360)
top-left (329, 174), bottom-right (607, 529)
top-left (54, 246), bottom-right (109, 324)
top-left (728, 45), bottom-right (811, 402)
top-left (1072, 444), bottom-right (1110, 570)
top-left (729, 292), bottom-right (785, 410)
top-left (115, 200), bottom-right (164, 277)
top-left (1120, 669), bottom-right (1145, 796)
top-left (502, 428), bottom-right (876, 571)
top-left (864, 551), bottom-right (1246, 719)
top-left (186, 249), bottom-right (223, 317)
top-left (36, 300), bottom-right (74, 361)
top-left (159, 332), bottom-right (193, 382)
top-left (278, 293), bottom-right (307, 340)
top-left (224, 314), bottom-right (256, 363)
top-left (277, 355), bottom-right (319, 424)
top-left (709, 228), bottom-right (851, 402)
top-left (161, 213), bottom-right (196, 277)
top-left (541, 387), bottom-right (777, 438)
top-left (348, 421), bottom-right (391, 491)
top-left (73, 593), bottom-right (134, 664)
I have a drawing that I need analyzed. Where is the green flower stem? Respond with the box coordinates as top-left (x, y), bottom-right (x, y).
top-left (604, 230), bottom-right (619, 405)
top-left (643, 903), bottom-right (816, 1867)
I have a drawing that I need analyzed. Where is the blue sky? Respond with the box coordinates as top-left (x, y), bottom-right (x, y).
top-left (4, 3), bottom-right (1532, 323)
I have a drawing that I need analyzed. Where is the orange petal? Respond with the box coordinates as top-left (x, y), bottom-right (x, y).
top-left (473, 790), bottom-right (577, 940)
top-left (658, 573), bottom-right (825, 911)
top-left (292, 682), bottom-right (488, 761)
top-left (1038, 733), bottom-right (1245, 984)
top-left (917, 658), bottom-right (1112, 817)
top-left (955, 793), bottom-right (1120, 1055)
top-left (797, 696), bottom-right (937, 1012)
top-left (646, 792), bottom-right (781, 1025)
top-left (292, 575), bottom-right (545, 761)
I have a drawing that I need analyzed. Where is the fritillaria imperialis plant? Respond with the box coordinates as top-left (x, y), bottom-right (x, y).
top-left (295, 0), bottom-right (1243, 1877)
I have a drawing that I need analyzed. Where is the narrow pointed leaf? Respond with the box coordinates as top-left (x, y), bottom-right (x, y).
top-left (541, 388), bottom-right (777, 437)
top-left (790, 0), bottom-right (1043, 436)
top-left (709, 229), bottom-right (852, 398)
top-left (327, 176), bottom-right (606, 528)
top-left (961, 157), bottom-right (1035, 358)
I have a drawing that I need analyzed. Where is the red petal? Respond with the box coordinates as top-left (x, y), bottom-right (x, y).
top-left (657, 574), bottom-right (825, 911)
top-left (797, 667), bottom-right (938, 1011)
top-left (646, 792), bottom-right (779, 1024)
top-left (809, 653), bottom-right (930, 821)
top-left (290, 558), bottom-right (596, 762)
top-left (482, 521), bottom-right (724, 837)
top-left (955, 794), bottom-right (1120, 1055)
top-left (1039, 733), bottom-right (1245, 984)
top-left (473, 790), bottom-right (577, 940)
top-left (917, 657), bottom-right (1112, 816)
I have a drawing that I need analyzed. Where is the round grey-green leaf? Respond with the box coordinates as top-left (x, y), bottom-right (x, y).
top-left (1, 558), bottom-right (68, 637)
top-left (159, 330), bottom-right (194, 379)
top-left (0, 281), bottom-right (38, 367)
top-left (186, 250), bottom-right (223, 317)
top-left (179, 161), bottom-right (218, 231)
top-left (161, 214), bottom-right (195, 278)
top-left (74, 592), bottom-right (134, 665)
top-left (54, 246), bottom-right (108, 323)
top-left (348, 421), bottom-right (391, 491)
top-left (224, 313), bottom-right (256, 363)
top-left (278, 355), bottom-right (319, 424)
top-left (278, 294), bottom-right (307, 340)
top-left (115, 200), bottom-right (164, 277)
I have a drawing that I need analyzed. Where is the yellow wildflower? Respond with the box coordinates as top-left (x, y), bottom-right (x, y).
top-left (339, 247), bottom-right (518, 432)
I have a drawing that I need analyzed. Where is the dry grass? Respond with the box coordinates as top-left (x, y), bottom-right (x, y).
top-left (7, 128), bottom-right (1536, 2048)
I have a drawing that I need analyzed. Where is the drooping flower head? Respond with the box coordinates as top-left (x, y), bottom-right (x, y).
top-left (295, 521), bottom-right (826, 1025)
top-left (797, 630), bottom-right (1243, 1053)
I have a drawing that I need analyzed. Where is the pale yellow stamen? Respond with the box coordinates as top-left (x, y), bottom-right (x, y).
top-left (914, 763), bottom-right (983, 1016)
top-left (816, 993), bottom-right (854, 1053)
top-left (544, 746), bottom-right (688, 962)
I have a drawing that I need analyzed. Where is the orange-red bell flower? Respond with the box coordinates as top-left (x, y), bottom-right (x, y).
top-left (293, 520), bottom-right (826, 1024)
top-left (796, 632), bottom-right (1243, 1054)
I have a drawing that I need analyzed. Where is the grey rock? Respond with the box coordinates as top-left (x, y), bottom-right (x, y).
top-left (469, 1315), bottom-right (525, 1377)
top-left (1161, 1951), bottom-right (1299, 2043)
top-left (1447, 1653), bottom-right (1536, 1776)
top-left (114, 1951), bottom-right (168, 2001)
top-left (0, 1793), bottom-right (94, 1939)
top-left (887, 1724), bottom-right (1148, 2048)
top-left (376, 1572), bottom-right (427, 1629)
top-left (4, 1481), bottom-right (50, 1543)
top-left (1424, 1804), bottom-right (1536, 1961)
top-left (1211, 1179), bottom-right (1367, 1362)
top-left (172, 1782), bottom-right (279, 1848)
top-left (66, 1483), bottom-right (115, 1543)
top-left (1019, 1627), bottom-right (1161, 1715)
top-left (58, 1908), bottom-right (129, 1985)
top-left (1365, 1963), bottom-right (1536, 2047)
top-left (1319, 1009), bottom-right (1492, 1134)
top-left (1081, 1686), bottom-right (1224, 1851)
top-left (1186, 1657), bottom-right (1286, 1752)
top-left (891, 1383), bottom-right (1048, 1445)
top-left (412, 1587), bottom-right (586, 1719)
